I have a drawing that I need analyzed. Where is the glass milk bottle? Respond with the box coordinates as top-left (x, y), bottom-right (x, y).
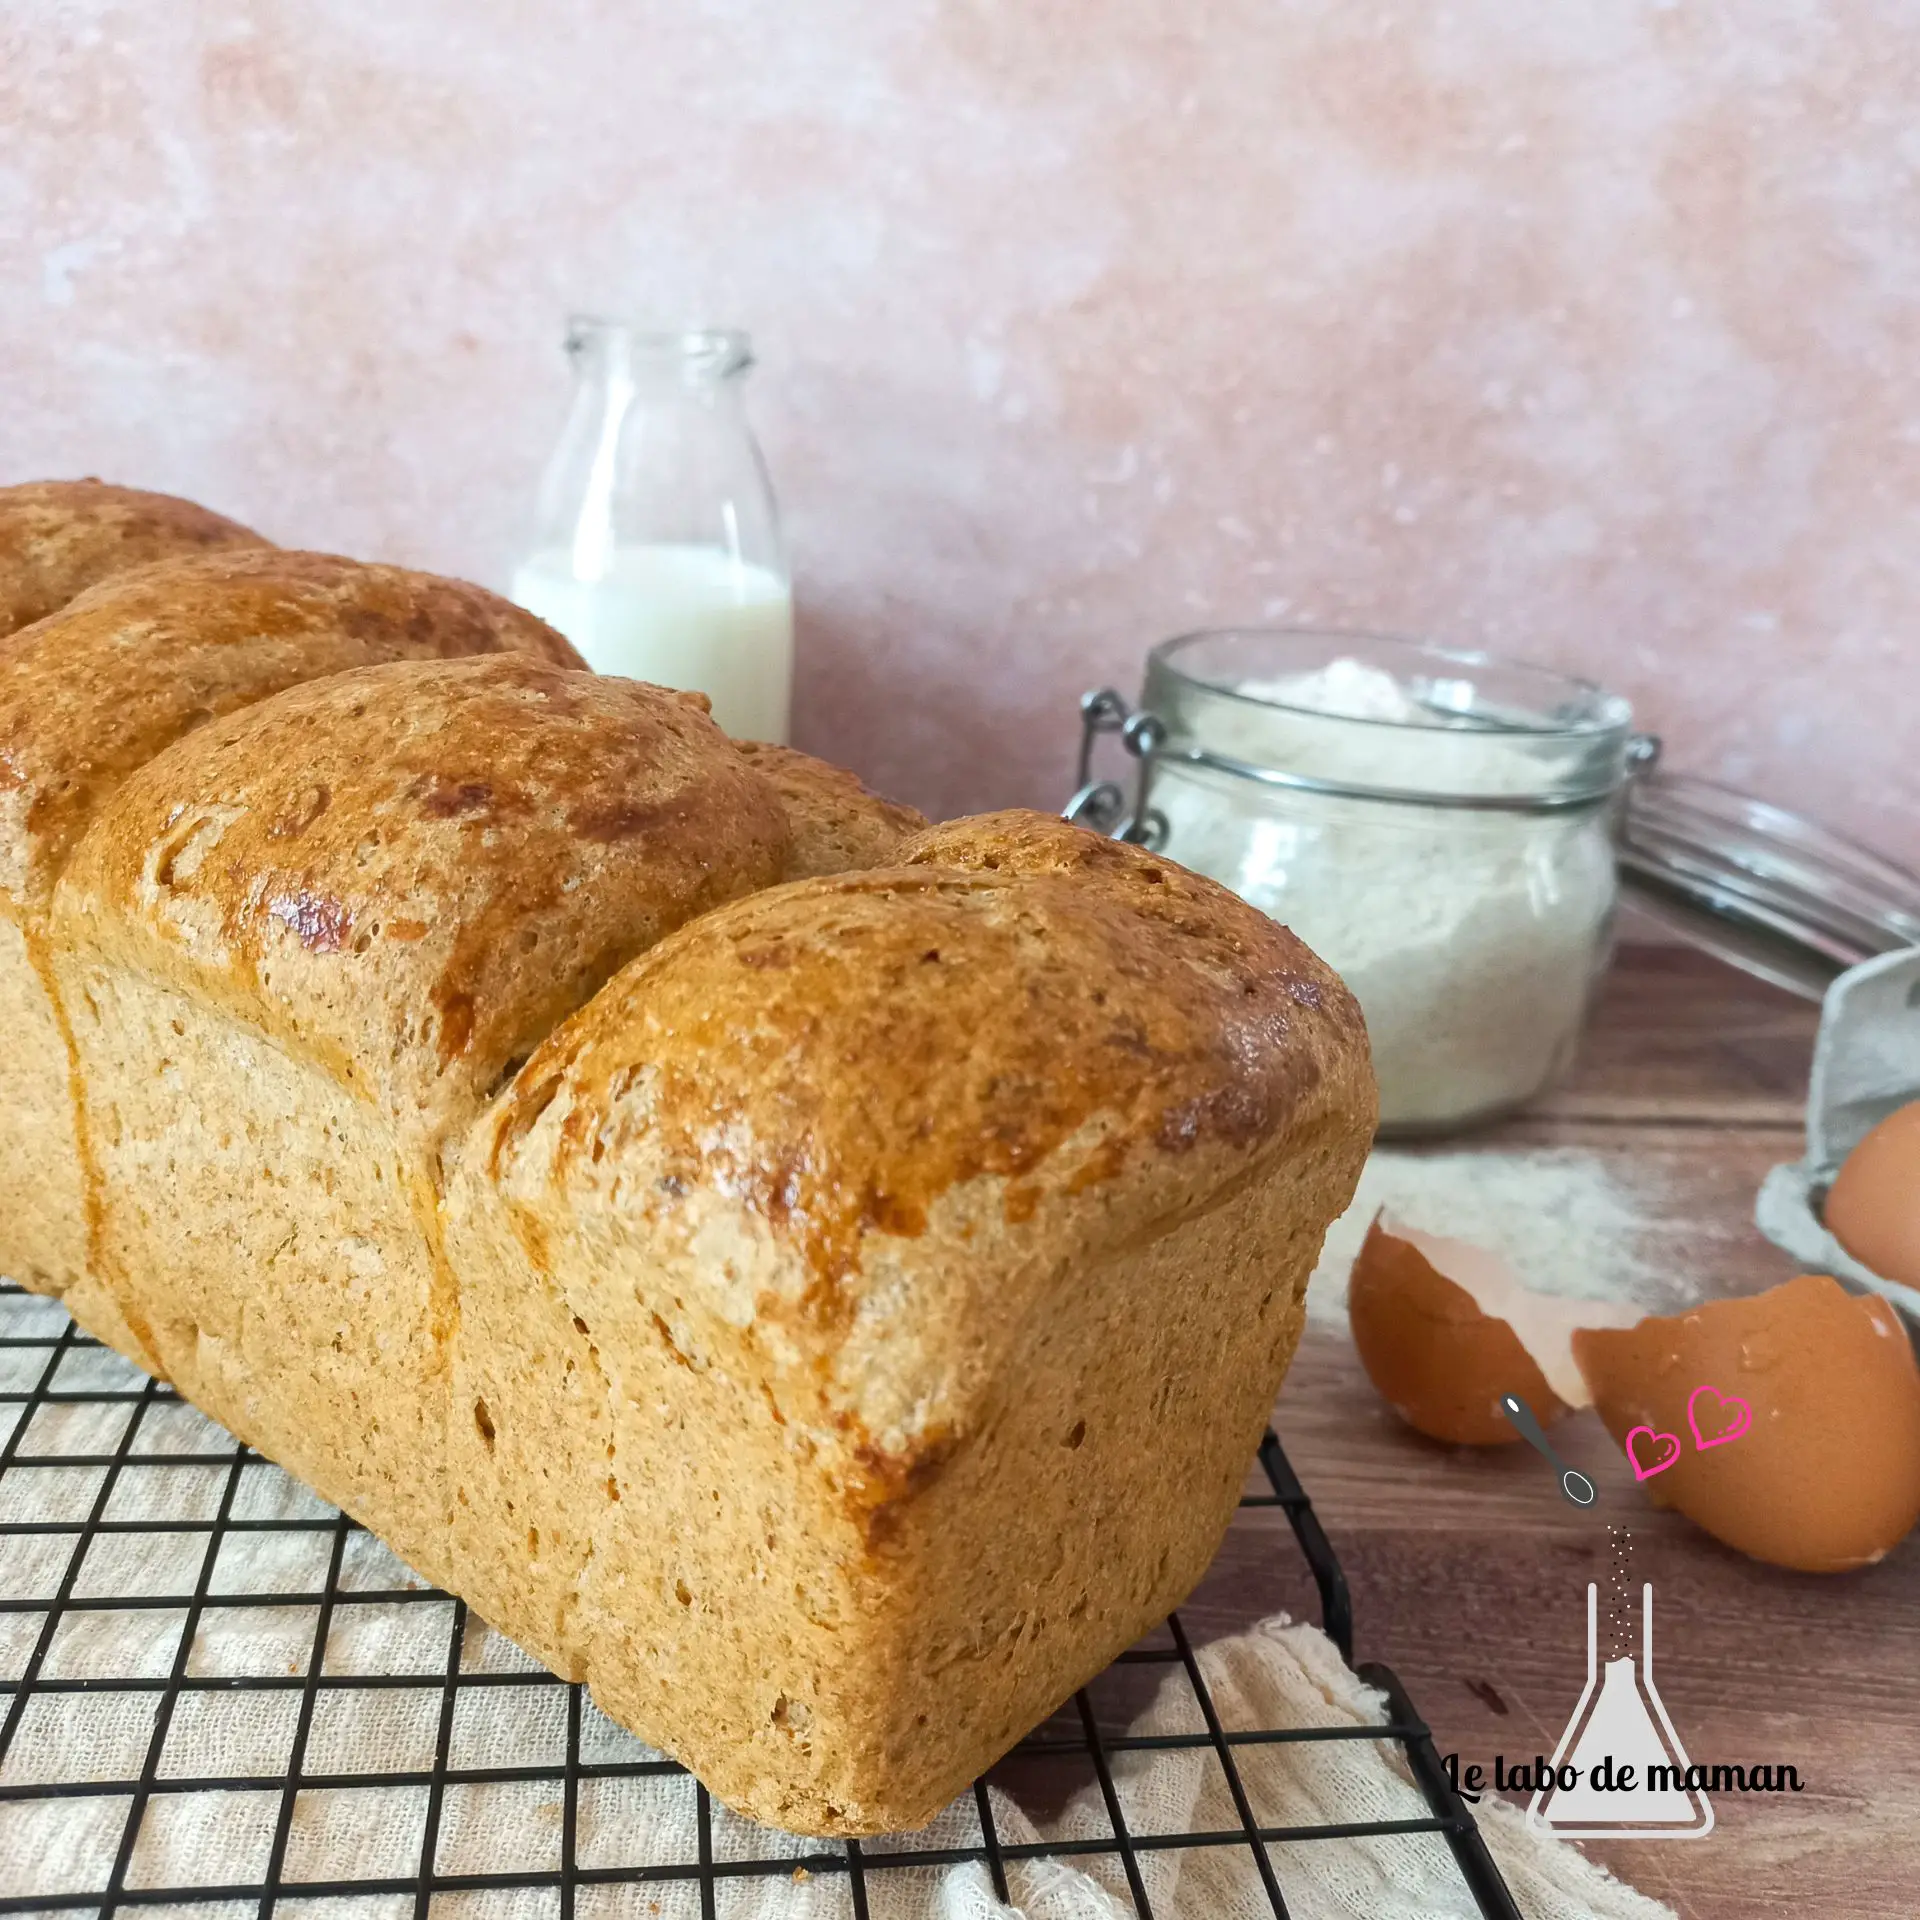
top-left (511, 320), bottom-right (794, 741)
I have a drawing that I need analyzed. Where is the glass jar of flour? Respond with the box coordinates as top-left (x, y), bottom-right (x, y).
top-left (1067, 630), bottom-right (1647, 1135)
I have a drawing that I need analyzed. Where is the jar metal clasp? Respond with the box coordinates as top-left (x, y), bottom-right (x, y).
top-left (1064, 689), bottom-right (1168, 848)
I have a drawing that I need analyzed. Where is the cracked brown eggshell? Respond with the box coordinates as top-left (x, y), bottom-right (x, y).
top-left (1573, 1274), bottom-right (1920, 1573)
top-left (1347, 1213), bottom-right (1635, 1446)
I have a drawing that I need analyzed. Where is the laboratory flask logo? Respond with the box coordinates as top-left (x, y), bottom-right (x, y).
top-left (1527, 1582), bottom-right (1713, 1840)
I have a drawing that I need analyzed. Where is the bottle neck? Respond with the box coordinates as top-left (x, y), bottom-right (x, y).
top-left (566, 321), bottom-right (752, 400)
top-left (530, 318), bottom-right (783, 584)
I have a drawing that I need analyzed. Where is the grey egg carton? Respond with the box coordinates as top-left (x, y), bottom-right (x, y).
top-left (1755, 944), bottom-right (1920, 1319)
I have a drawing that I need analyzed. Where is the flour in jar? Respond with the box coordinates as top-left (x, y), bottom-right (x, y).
top-left (1151, 659), bottom-right (1618, 1131)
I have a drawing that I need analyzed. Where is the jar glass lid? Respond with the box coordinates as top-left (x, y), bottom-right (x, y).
top-left (1140, 629), bottom-right (1640, 811)
top-left (1618, 771), bottom-right (1920, 1000)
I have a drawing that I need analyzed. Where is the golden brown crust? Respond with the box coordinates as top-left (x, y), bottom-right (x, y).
top-left (0, 549), bottom-right (583, 917)
top-left (54, 654), bottom-right (791, 1154)
top-left (513, 865), bottom-right (1358, 1271)
top-left (730, 740), bottom-right (927, 877)
top-left (488, 811), bottom-right (1372, 1437)
top-left (0, 478), bottom-right (269, 637)
top-left (900, 808), bottom-right (1373, 1159)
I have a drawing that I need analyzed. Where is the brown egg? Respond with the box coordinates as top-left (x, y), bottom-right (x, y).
top-left (1573, 1274), bottom-right (1920, 1573)
top-left (1348, 1213), bottom-right (1636, 1445)
top-left (1824, 1100), bottom-right (1920, 1289)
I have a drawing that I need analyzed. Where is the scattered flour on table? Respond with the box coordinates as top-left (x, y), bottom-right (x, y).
top-left (1306, 1145), bottom-right (1688, 1328)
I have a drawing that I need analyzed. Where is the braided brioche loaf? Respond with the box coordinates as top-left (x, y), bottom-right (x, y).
top-left (7, 485), bottom-right (1375, 1836)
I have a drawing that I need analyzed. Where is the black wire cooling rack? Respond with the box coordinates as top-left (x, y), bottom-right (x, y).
top-left (0, 1277), bottom-right (1521, 1919)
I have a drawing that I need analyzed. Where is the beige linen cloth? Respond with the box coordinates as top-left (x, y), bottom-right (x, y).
top-left (1, 1354), bottom-right (1671, 1920)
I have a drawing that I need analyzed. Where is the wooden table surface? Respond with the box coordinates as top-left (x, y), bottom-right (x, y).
top-left (1255, 945), bottom-right (1919, 1920)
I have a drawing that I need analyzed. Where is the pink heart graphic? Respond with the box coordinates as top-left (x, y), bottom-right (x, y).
top-left (1687, 1382), bottom-right (1753, 1451)
top-left (1625, 1425), bottom-right (1682, 1481)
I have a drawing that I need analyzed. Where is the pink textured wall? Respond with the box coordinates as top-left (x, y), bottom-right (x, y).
top-left (6, 2), bottom-right (1918, 853)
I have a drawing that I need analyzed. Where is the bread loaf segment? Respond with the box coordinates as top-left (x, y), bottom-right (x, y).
top-left (0, 478), bottom-right (268, 638)
top-left (50, 658), bottom-right (793, 1576)
top-left (0, 549), bottom-right (581, 916)
top-left (730, 740), bottom-right (926, 876)
top-left (0, 552), bottom-right (583, 1332)
top-left (446, 815), bottom-right (1374, 1831)
top-left (58, 656), bottom-right (787, 1152)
